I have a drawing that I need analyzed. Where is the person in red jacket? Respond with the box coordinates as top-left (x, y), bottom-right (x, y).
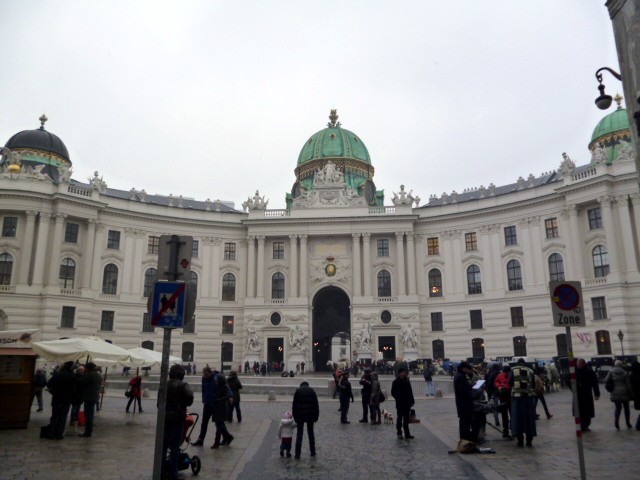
top-left (126, 374), bottom-right (143, 413)
top-left (494, 365), bottom-right (512, 438)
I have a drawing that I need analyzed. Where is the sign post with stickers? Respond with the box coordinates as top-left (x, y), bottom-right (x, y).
top-left (549, 280), bottom-right (586, 480)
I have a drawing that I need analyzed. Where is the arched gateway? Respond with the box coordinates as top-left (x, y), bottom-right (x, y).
top-left (312, 286), bottom-right (350, 372)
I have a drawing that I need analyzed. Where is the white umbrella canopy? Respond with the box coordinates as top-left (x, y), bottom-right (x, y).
top-left (31, 336), bottom-right (144, 365)
top-left (127, 347), bottom-right (182, 367)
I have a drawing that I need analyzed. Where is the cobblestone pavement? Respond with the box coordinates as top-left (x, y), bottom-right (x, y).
top-left (1, 383), bottom-right (639, 479)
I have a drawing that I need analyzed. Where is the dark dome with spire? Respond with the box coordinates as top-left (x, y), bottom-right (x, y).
top-left (4, 114), bottom-right (70, 162)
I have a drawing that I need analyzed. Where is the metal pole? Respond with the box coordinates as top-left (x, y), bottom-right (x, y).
top-left (152, 328), bottom-right (171, 479)
top-left (566, 326), bottom-right (587, 480)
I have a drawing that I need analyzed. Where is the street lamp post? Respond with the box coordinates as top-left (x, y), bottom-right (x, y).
top-left (617, 330), bottom-right (625, 356)
top-left (594, 67), bottom-right (640, 137)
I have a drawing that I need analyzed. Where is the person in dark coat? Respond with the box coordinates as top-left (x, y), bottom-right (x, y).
top-left (338, 370), bottom-right (354, 423)
top-left (604, 360), bottom-right (633, 429)
top-left (630, 361), bottom-right (640, 431)
top-left (211, 374), bottom-right (233, 448)
top-left (32, 368), bottom-right (47, 412)
top-left (78, 362), bottom-right (102, 437)
top-left (163, 364), bottom-right (194, 480)
top-left (359, 369), bottom-right (373, 423)
top-left (46, 361), bottom-right (76, 440)
top-left (192, 366), bottom-right (217, 446)
top-left (509, 358), bottom-right (537, 447)
top-left (69, 365), bottom-right (84, 425)
top-left (292, 381), bottom-right (319, 459)
top-left (454, 361), bottom-right (476, 443)
top-left (424, 364), bottom-right (435, 396)
top-left (226, 371), bottom-right (243, 422)
top-left (573, 358), bottom-right (600, 432)
top-left (391, 366), bottom-right (415, 439)
top-left (484, 363), bottom-right (501, 427)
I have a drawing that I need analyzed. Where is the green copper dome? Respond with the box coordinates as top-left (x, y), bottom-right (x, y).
top-left (588, 96), bottom-right (632, 165)
top-left (297, 110), bottom-right (371, 166)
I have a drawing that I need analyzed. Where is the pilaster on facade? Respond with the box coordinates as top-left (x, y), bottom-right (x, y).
top-left (18, 211), bottom-right (37, 285)
top-left (406, 232), bottom-right (416, 295)
top-left (598, 195), bottom-right (621, 276)
top-left (289, 235), bottom-right (298, 298)
top-left (615, 194), bottom-right (640, 279)
top-left (395, 232), bottom-right (406, 296)
top-left (352, 233), bottom-right (361, 297)
top-left (256, 235), bottom-right (265, 298)
top-left (566, 205), bottom-right (584, 280)
top-left (299, 235), bottom-right (308, 297)
top-left (47, 213), bottom-right (67, 286)
top-left (362, 233), bottom-right (372, 297)
top-left (90, 223), bottom-right (106, 291)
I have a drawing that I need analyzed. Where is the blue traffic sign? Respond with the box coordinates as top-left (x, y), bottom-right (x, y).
top-left (151, 281), bottom-right (187, 328)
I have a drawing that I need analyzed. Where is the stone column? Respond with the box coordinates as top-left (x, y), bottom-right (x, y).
top-left (256, 236), bottom-right (265, 298)
top-left (246, 236), bottom-right (255, 298)
top-left (122, 228), bottom-right (136, 294)
top-left (630, 194), bottom-right (640, 256)
top-left (566, 206), bottom-right (584, 280)
top-left (130, 232), bottom-right (145, 295)
top-left (90, 224), bottom-right (106, 290)
top-left (599, 196), bottom-right (620, 273)
top-left (395, 233), bottom-right (406, 296)
top-left (32, 213), bottom-right (51, 287)
top-left (517, 220), bottom-right (535, 287)
top-left (451, 231), bottom-right (462, 293)
top-left (443, 231), bottom-right (455, 294)
top-left (18, 211), bottom-right (37, 284)
top-left (406, 232), bottom-right (416, 295)
top-left (616, 195), bottom-right (639, 275)
top-left (47, 213), bottom-right (66, 285)
top-left (528, 217), bottom-right (543, 284)
top-left (299, 235), bottom-right (308, 297)
top-left (289, 235), bottom-right (298, 298)
top-left (210, 237), bottom-right (221, 298)
top-left (362, 233), bottom-right (371, 296)
top-left (81, 220), bottom-right (96, 289)
top-left (352, 233), bottom-right (361, 297)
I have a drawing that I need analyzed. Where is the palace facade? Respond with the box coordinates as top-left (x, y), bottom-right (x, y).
top-left (0, 106), bottom-right (638, 371)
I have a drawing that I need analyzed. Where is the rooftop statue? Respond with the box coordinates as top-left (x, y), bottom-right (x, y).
top-left (242, 190), bottom-right (269, 211)
top-left (392, 184), bottom-right (417, 206)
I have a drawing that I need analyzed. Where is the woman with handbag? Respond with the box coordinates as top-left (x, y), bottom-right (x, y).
top-left (126, 374), bottom-right (143, 413)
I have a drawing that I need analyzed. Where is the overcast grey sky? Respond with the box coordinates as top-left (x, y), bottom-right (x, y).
top-left (0, 1), bottom-right (621, 209)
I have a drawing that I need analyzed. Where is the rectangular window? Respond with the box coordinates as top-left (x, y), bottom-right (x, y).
top-left (588, 207), bottom-right (603, 230)
top-left (431, 312), bottom-right (443, 332)
top-left (61, 306), bottom-right (75, 328)
top-left (192, 240), bottom-right (199, 259)
top-left (273, 241), bottom-right (285, 260)
top-left (427, 237), bottom-right (439, 255)
top-left (377, 239), bottom-right (389, 257)
top-left (142, 313), bottom-right (155, 333)
top-left (100, 310), bottom-right (115, 331)
top-left (148, 236), bottom-right (160, 254)
top-left (510, 306), bottom-right (525, 327)
top-left (222, 315), bottom-right (234, 334)
top-left (224, 242), bottom-right (236, 260)
top-left (2, 216), bottom-right (17, 237)
top-left (545, 218), bottom-right (559, 238)
top-left (107, 230), bottom-right (121, 249)
top-left (64, 222), bottom-right (79, 243)
top-left (470, 309), bottom-right (483, 330)
top-left (465, 232), bottom-right (478, 251)
top-left (504, 226), bottom-right (517, 246)
top-left (592, 297), bottom-right (608, 320)
top-left (183, 315), bottom-right (196, 334)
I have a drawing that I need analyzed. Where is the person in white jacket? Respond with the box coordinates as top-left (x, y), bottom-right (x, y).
top-left (278, 411), bottom-right (297, 457)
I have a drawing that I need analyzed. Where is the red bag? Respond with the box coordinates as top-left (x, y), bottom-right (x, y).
top-left (78, 411), bottom-right (86, 427)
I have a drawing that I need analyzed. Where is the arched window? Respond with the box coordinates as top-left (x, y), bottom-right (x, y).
top-left (432, 339), bottom-right (445, 360)
top-left (592, 245), bottom-right (610, 278)
top-left (222, 273), bottom-right (236, 301)
top-left (467, 265), bottom-right (482, 294)
top-left (513, 336), bottom-right (527, 357)
top-left (102, 263), bottom-right (118, 295)
top-left (182, 342), bottom-right (194, 362)
top-left (548, 253), bottom-right (565, 282)
top-left (189, 271), bottom-right (198, 298)
top-left (428, 269), bottom-right (442, 297)
top-left (0, 253), bottom-right (13, 286)
top-left (272, 272), bottom-right (285, 299)
top-left (143, 268), bottom-right (157, 297)
top-left (59, 258), bottom-right (76, 289)
top-left (471, 338), bottom-right (485, 359)
top-left (596, 330), bottom-right (612, 355)
top-left (377, 270), bottom-right (391, 297)
top-left (141, 340), bottom-right (154, 350)
top-left (507, 259), bottom-right (523, 291)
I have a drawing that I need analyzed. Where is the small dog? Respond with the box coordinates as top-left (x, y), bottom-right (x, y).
top-left (381, 409), bottom-right (394, 424)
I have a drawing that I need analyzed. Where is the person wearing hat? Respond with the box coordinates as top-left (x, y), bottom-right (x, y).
top-left (338, 370), bottom-right (354, 423)
top-left (391, 366), bottom-right (415, 439)
top-left (359, 368), bottom-right (373, 423)
top-left (454, 361), bottom-right (476, 445)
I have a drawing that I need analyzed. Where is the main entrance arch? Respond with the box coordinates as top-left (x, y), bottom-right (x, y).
top-left (312, 286), bottom-right (350, 372)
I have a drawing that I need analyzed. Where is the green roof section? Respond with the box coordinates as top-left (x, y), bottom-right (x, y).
top-left (589, 106), bottom-right (629, 146)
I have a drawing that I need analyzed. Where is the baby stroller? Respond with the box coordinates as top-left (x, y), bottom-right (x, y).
top-left (167, 412), bottom-right (201, 476)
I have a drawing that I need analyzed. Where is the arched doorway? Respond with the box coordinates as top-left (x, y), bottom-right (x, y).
top-left (312, 286), bottom-right (350, 372)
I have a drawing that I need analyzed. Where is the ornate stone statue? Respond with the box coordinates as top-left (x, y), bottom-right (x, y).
top-left (288, 325), bottom-right (308, 352)
top-left (617, 142), bottom-right (636, 163)
top-left (245, 324), bottom-right (262, 352)
top-left (313, 161), bottom-right (344, 187)
top-left (354, 323), bottom-right (372, 353)
top-left (0, 147), bottom-right (22, 174)
top-left (391, 185), bottom-right (416, 206)
top-left (558, 152), bottom-right (576, 176)
top-left (401, 323), bottom-right (420, 350)
top-left (58, 163), bottom-right (72, 183)
top-left (591, 143), bottom-right (607, 165)
top-left (88, 171), bottom-right (108, 192)
top-left (242, 190), bottom-right (269, 211)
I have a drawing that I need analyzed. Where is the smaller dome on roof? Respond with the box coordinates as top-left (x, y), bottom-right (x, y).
top-left (4, 114), bottom-right (70, 162)
top-left (588, 95), bottom-right (633, 165)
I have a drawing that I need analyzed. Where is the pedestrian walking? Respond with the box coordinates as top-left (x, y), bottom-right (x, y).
top-left (278, 410), bottom-right (297, 457)
top-left (573, 358), bottom-right (600, 432)
top-left (78, 362), bottom-right (102, 438)
top-left (163, 364), bottom-right (194, 480)
top-left (338, 370), bottom-right (354, 423)
top-left (32, 368), bottom-right (47, 412)
top-left (391, 366), bottom-right (415, 439)
top-left (359, 368), bottom-right (372, 423)
top-left (494, 365), bottom-right (512, 438)
top-left (369, 372), bottom-right (382, 425)
top-left (292, 381), bottom-right (319, 459)
top-left (227, 370), bottom-right (243, 422)
top-left (192, 366), bottom-right (217, 446)
top-left (509, 358), bottom-right (537, 447)
top-left (454, 361), bottom-right (476, 445)
top-left (534, 367), bottom-right (552, 419)
top-left (211, 374), bottom-right (234, 448)
top-left (46, 361), bottom-right (76, 440)
top-left (605, 360), bottom-right (633, 430)
top-left (125, 374), bottom-right (143, 413)
top-left (630, 361), bottom-right (640, 431)
top-left (424, 365), bottom-right (435, 396)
